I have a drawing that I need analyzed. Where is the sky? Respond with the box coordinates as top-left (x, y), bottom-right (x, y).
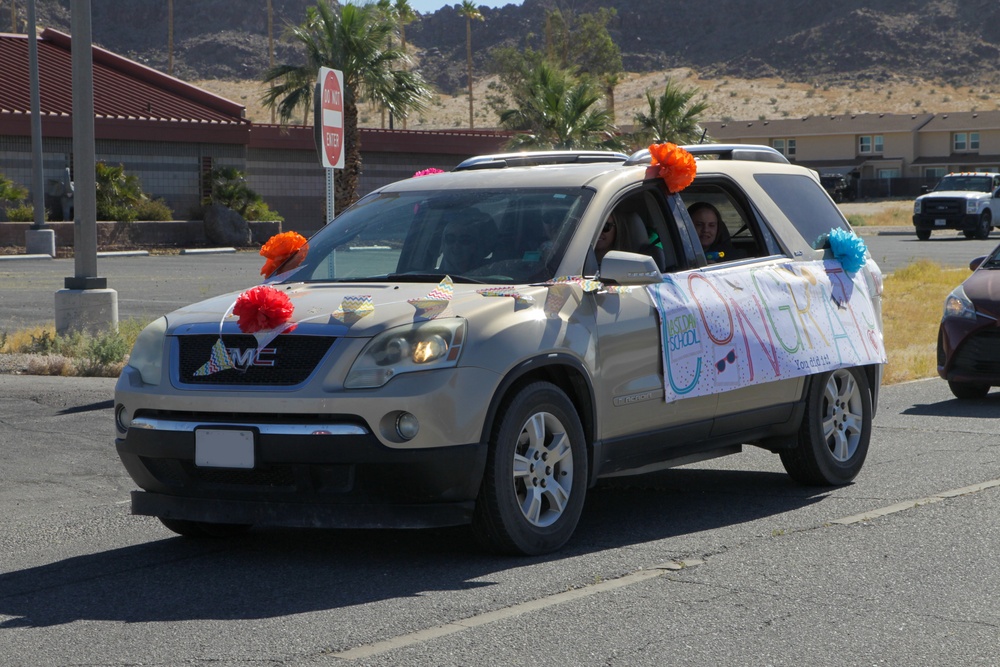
top-left (407, 0), bottom-right (525, 13)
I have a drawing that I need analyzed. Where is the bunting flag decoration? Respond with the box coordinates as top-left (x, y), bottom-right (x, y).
top-left (332, 295), bottom-right (376, 325)
top-left (193, 337), bottom-right (235, 377)
top-left (408, 276), bottom-right (454, 319)
top-left (477, 286), bottom-right (534, 306)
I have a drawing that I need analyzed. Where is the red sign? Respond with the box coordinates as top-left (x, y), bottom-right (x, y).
top-left (318, 68), bottom-right (344, 169)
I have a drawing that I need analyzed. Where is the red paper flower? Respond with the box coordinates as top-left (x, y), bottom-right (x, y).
top-left (259, 231), bottom-right (308, 277)
top-left (413, 167), bottom-right (445, 177)
top-left (233, 285), bottom-right (295, 333)
top-left (648, 143), bottom-right (697, 193)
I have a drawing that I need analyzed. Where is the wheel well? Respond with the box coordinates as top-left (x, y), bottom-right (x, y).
top-left (482, 359), bottom-right (596, 477)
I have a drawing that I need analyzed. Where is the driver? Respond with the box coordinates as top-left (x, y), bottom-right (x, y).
top-left (438, 211), bottom-right (496, 274)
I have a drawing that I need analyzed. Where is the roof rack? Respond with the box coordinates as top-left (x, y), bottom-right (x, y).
top-left (623, 143), bottom-right (790, 166)
top-left (454, 150), bottom-right (629, 171)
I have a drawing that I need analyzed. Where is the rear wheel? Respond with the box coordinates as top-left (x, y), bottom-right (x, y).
top-left (948, 380), bottom-right (990, 400)
top-left (473, 382), bottom-right (587, 556)
top-left (916, 229), bottom-right (931, 241)
top-left (159, 518), bottom-right (252, 538)
top-left (780, 367), bottom-right (872, 486)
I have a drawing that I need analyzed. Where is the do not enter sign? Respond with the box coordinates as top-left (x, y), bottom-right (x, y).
top-left (315, 67), bottom-right (344, 170)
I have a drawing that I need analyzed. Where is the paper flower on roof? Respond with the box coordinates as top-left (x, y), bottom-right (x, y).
top-left (260, 231), bottom-right (308, 278)
top-left (332, 295), bottom-right (375, 324)
top-left (413, 168), bottom-right (445, 178)
top-left (408, 276), bottom-right (454, 319)
top-left (233, 285), bottom-right (295, 334)
top-left (648, 142), bottom-right (697, 193)
top-left (815, 227), bottom-right (868, 275)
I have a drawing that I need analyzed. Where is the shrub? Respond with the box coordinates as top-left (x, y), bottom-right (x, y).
top-left (6, 203), bottom-right (36, 222)
top-left (95, 162), bottom-right (142, 222)
top-left (134, 197), bottom-right (174, 221)
top-left (205, 166), bottom-right (261, 216)
top-left (243, 199), bottom-right (284, 222)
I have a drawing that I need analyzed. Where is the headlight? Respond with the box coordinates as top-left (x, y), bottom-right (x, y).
top-left (345, 319), bottom-right (466, 388)
top-left (943, 286), bottom-right (977, 320)
top-left (967, 199), bottom-right (979, 214)
top-left (913, 199), bottom-right (921, 215)
top-left (126, 316), bottom-right (167, 385)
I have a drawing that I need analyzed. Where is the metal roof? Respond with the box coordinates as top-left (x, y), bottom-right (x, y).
top-left (0, 28), bottom-right (248, 141)
top-left (704, 113), bottom-right (935, 139)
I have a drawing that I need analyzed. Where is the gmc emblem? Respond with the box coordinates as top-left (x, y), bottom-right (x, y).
top-left (228, 346), bottom-right (276, 369)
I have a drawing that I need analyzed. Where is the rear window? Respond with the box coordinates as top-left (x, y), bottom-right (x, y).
top-left (754, 173), bottom-right (849, 242)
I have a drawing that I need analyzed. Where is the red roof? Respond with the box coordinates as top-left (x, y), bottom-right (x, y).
top-left (0, 28), bottom-right (249, 142)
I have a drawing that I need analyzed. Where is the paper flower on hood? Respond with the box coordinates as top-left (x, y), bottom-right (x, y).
top-left (260, 231), bottom-right (308, 278)
top-left (413, 168), bottom-right (445, 178)
top-left (814, 227), bottom-right (868, 275)
top-left (233, 285), bottom-right (295, 334)
top-left (648, 142), bottom-right (697, 193)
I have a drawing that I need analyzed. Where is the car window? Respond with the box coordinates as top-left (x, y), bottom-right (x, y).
top-left (280, 187), bottom-right (593, 284)
top-left (680, 180), bottom-right (765, 263)
top-left (753, 173), bottom-right (850, 244)
top-left (600, 187), bottom-right (685, 273)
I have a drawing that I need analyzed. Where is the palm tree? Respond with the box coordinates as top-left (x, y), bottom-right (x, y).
top-left (499, 62), bottom-right (623, 151)
top-left (633, 79), bottom-right (711, 146)
top-left (261, 2), bottom-right (430, 212)
top-left (457, 0), bottom-right (483, 129)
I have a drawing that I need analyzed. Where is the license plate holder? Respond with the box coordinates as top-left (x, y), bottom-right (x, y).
top-left (195, 428), bottom-right (255, 468)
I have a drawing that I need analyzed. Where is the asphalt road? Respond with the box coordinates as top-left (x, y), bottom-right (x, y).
top-left (1, 374), bottom-right (998, 666)
top-left (1, 229), bottom-right (997, 332)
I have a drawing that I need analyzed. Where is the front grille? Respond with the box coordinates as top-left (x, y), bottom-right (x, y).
top-left (923, 198), bottom-right (963, 216)
top-left (177, 334), bottom-right (336, 386)
top-left (951, 329), bottom-right (1000, 375)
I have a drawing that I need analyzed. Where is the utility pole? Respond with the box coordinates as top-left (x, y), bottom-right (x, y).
top-left (24, 0), bottom-right (55, 256)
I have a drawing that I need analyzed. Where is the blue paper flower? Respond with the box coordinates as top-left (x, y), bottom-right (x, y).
top-left (824, 227), bottom-right (867, 275)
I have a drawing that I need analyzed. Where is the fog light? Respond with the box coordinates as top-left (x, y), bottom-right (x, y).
top-left (395, 412), bottom-right (419, 440)
top-left (115, 404), bottom-right (131, 433)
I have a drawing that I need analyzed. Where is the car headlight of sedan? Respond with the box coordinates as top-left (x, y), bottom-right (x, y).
top-left (126, 316), bottom-right (167, 385)
top-left (943, 286), bottom-right (977, 320)
top-left (345, 319), bottom-right (467, 388)
top-left (967, 199), bottom-right (979, 214)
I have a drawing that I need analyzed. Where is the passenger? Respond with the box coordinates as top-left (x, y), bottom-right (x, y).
top-left (595, 210), bottom-right (641, 264)
top-left (688, 202), bottom-right (734, 261)
top-left (438, 212), bottom-right (495, 274)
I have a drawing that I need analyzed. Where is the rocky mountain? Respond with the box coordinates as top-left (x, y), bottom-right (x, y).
top-left (22, 0), bottom-right (1000, 92)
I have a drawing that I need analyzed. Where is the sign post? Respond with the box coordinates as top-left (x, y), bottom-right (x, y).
top-left (314, 66), bottom-right (344, 225)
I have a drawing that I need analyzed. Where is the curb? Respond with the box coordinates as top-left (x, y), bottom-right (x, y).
top-left (180, 247), bottom-right (237, 255)
top-left (97, 250), bottom-right (150, 258)
top-left (0, 253), bottom-right (54, 261)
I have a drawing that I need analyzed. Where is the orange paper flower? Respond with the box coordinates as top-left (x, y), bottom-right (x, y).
top-left (648, 143), bottom-right (697, 193)
top-left (259, 231), bottom-right (308, 277)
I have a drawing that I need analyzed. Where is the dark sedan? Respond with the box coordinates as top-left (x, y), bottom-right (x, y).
top-left (938, 243), bottom-right (1000, 398)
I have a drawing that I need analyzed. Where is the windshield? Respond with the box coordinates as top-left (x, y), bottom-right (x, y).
top-left (934, 175), bottom-right (994, 193)
top-left (272, 187), bottom-right (593, 284)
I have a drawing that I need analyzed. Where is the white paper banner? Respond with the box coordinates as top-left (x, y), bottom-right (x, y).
top-left (647, 259), bottom-right (885, 403)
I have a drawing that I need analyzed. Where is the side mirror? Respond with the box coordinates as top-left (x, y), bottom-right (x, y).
top-left (970, 256), bottom-right (987, 271)
top-left (599, 251), bottom-right (662, 285)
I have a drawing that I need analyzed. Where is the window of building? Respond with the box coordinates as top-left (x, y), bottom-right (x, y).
top-left (953, 132), bottom-right (980, 152)
top-left (858, 135), bottom-right (883, 155)
top-left (877, 168), bottom-right (900, 179)
top-left (924, 167), bottom-right (946, 179)
top-left (771, 138), bottom-right (796, 157)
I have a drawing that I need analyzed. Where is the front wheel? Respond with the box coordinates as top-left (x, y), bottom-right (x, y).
top-left (780, 367), bottom-right (872, 486)
top-left (915, 229), bottom-right (931, 241)
top-left (976, 211), bottom-right (992, 240)
top-left (473, 382), bottom-right (588, 556)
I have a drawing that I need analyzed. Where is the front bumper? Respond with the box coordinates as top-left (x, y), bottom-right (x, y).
top-left (116, 422), bottom-right (487, 529)
top-left (913, 213), bottom-right (980, 231)
top-left (937, 317), bottom-right (1000, 386)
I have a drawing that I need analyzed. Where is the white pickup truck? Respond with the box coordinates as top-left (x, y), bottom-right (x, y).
top-left (913, 172), bottom-right (1000, 240)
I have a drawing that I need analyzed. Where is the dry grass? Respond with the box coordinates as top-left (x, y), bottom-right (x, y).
top-left (881, 259), bottom-right (967, 385)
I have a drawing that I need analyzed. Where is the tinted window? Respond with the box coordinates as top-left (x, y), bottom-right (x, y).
top-left (753, 173), bottom-right (849, 242)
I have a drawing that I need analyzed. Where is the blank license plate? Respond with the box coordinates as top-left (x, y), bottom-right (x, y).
top-left (195, 428), bottom-right (255, 468)
top-left (935, 218), bottom-right (946, 226)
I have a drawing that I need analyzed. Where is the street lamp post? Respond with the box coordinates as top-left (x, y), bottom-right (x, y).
top-left (24, 0), bottom-right (55, 257)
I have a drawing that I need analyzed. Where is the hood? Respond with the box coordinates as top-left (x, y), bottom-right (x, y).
top-left (962, 268), bottom-right (1000, 319)
top-left (164, 281), bottom-right (551, 337)
top-left (921, 190), bottom-right (987, 199)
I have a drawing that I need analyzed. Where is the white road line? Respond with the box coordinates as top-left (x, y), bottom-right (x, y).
top-left (331, 560), bottom-right (703, 661)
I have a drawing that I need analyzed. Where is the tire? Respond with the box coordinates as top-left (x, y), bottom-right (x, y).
top-left (159, 517), bottom-right (252, 538)
top-left (948, 380), bottom-right (990, 400)
top-left (976, 211), bottom-right (992, 240)
top-left (472, 382), bottom-right (588, 556)
top-left (916, 229), bottom-right (931, 241)
top-left (780, 367), bottom-right (872, 486)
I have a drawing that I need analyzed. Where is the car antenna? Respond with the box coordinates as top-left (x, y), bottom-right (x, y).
top-left (698, 129), bottom-right (708, 144)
